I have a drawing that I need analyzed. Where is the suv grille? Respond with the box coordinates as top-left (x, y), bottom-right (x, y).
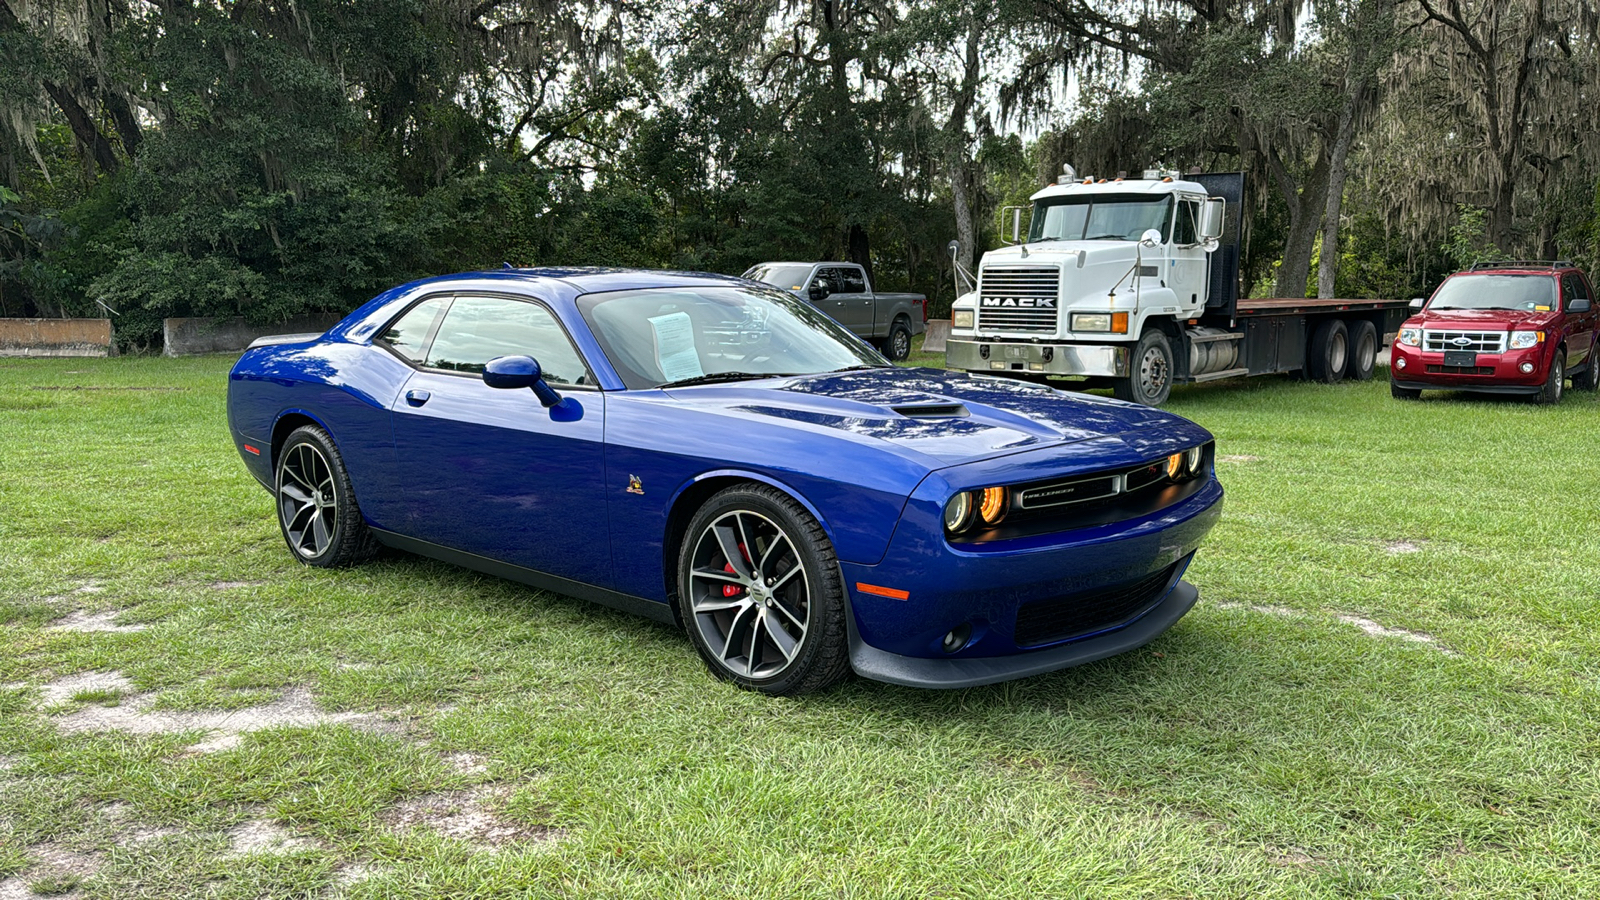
top-left (977, 266), bottom-right (1060, 333)
top-left (1423, 330), bottom-right (1506, 353)
top-left (1013, 562), bottom-right (1179, 648)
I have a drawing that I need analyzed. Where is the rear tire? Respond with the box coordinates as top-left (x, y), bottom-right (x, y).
top-left (275, 425), bottom-right (381, 568)
top-left (1535, 351), bottom-right (1564, 405)
top-left (1572, 347), bottom-right (1599, 392)
top-left (1346, 320), bottom-right (1378, 381)
top-left (883, 319), bottom-right (913, 361)
top-left (1113, 330), bottom-right (1173, 406)
top-left (1308, 319), bottom-right (1349, 384)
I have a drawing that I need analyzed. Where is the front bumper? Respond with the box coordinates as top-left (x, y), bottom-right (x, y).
top-left (1389, 342), bottom-right (1550, 392)
top-left (946, 338), bottom-right (1130, 377)
top-left (840, 461), bottom-right (1223, 688)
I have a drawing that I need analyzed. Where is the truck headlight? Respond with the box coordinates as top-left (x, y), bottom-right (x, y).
top-left (953, 309), bottom-right (974, 329)
top-left (1509, 330), bottom-right (1542, 349)
top-left (1398, 327), bottom-right (1421, 347)
top-left (1070, 312), bottom-right (1129, 333)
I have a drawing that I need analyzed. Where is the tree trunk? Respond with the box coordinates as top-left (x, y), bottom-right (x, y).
top-left (1317, 84), bottom-right (1367, 298)
top-left (1270, 150), bottom-right (1330, 299)
top-left (848, 223), bottom-right (872, 282)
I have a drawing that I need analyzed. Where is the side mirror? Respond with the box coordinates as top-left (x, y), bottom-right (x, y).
top-left (1569, 298), bottom-right (1591, 313)
top-left (947, 238), bottom-right (960, 259)
top-left (1139, 228), bottom-right (1163, 247)
top-left (1200, 197), bottom-right (1225, 240)
top-left (483, 355), bottom-right (582, 421)
top-left (809, 279), bottom-right (829, 301)
top-left (1408, 297), bottom-right (1425, 311)
top-left (1000, 205), bottom-right (1026, 245)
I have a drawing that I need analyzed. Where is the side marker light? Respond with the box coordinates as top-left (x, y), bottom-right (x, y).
top-left (857, 583), bottom-right (910, 600)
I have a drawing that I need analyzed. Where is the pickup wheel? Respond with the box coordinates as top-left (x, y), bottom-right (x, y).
top-left (1113, 330), bottom-right (1173, 406)
top-left (1346, 321), bottom-right (1378, 381)
top-left (883, 319), bottom-right (913, 361)
top-left (1572, 347), bottom-right (1599, 392)
top-left (1535, 350), bottom-right (1564, 405)
top-left (1308, 319), bottom-right (1349, 384)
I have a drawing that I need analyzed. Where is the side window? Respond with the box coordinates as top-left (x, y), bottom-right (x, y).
top-left (841, 267), bottom-right (866, 293)
top-left (424, 296), bottom-right (591, 385)
top-left (380, 297), bottom-right (450, 363)
top-left (1560, 275), bottom-right (1577, 311)
top-left (813, 268), bottom-right (841, 298)
top-left (1174, 201), bottom-right (1200, 245)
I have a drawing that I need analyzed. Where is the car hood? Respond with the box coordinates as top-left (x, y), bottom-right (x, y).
top-left (661, 368), bottom-right (1192, 468)
top-left (1409, 308), bottom-right (1561, 330)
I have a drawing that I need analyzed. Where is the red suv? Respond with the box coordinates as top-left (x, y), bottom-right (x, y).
top-left (1390, 262), bottom-right (1599, 403)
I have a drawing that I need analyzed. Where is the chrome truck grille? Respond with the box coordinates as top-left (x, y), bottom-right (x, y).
top-left (977, 266), bottom-right (1061, 333)
top-left (1423, 330), bottom-right (1506, 353)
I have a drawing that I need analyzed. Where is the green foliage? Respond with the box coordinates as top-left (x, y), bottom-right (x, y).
top-left (1443, 205), bottom-right (1499, 270)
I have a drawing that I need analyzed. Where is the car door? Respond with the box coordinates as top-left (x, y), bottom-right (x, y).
top-left (388, 293), bottom-right (611, 587)
top-left (806, 267), bottom-right (853, 327)
top-left (833, 265), bottom-right (876, 336)
top-left (1167, 197), bottom-right (1208, 312)
top-left (1565, 273), bottom-right (1598, 363)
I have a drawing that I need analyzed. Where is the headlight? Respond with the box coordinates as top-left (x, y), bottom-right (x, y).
top-left (1070, 312), bottom-right (1129, 333)
top-left (978, 487), bottom-right (1008, 525)
top-left (944, 492), bottom-right (974, 533)
top-left (1184, 445), bottom-right (1203, 476)
top-left (953, 309), bottom-right (975, 329)
top-left (1398, 327), bottom-right (1422, 347)
top-left (1509, 330), bottom-right (1541, 349)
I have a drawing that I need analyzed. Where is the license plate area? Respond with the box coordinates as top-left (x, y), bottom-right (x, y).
top-left (1442, 350), bottom-right (1478, 367)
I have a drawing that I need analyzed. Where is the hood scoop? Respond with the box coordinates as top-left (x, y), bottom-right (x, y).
top-left (891, 402), bottom-right (969, 419)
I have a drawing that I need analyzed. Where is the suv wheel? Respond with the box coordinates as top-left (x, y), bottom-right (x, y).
top-left (1535, 350), bottom-right (1564, 405)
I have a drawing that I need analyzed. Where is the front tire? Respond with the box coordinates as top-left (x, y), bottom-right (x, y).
top-left (1308, 319), bottom-right (1349, 384)
top-left (1535, 351), bottom-right (1564, 405)
top-left (1346, 320), bottom-right (1378, 381)
top-left (275, 425), bottom-right (380, 568)
top-left (1112, 329), bottom-right (1173, 406)
top-left (678, 485), bottom-right (850, 695)
top-left (1390, 382), bottom-right (1421, 400)
top-left (883, 319), bottom-right (913, 361)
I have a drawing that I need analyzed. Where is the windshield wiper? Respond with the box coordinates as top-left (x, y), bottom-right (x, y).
top-left (660, 371), bottom-right (795, 388)
top-left (1086, 233), bottom-right (1127, 241)
top-left (828, 363), bottom-right (890, 373)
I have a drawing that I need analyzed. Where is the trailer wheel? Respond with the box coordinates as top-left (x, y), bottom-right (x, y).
top-left (1113, 330), bottom-right (1173, 406)
top-left (1346, 320), bottom-right (1378, 381)
top-left (1307, 319), bottom-right (1349, 384)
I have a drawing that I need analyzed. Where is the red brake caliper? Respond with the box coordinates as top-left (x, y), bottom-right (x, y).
top-left (722, 543), bottom-right (752, 598)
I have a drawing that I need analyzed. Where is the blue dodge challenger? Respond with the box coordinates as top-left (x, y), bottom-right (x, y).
top-left (227, 268), bottom-right (1223, 694)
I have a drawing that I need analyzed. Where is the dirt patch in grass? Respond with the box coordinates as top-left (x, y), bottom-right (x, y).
top-left (1383, 539), bottom-right (1427, 554)
top-left (1336, 614), bottom-right (1456, 655)
top-left (226, 819), bottom-right (318, 856)
top-left (0, 844), bottom-right (101, 898)
top-left (445, 751), bottom-right (490, 776)
top-left (47, 610), bottom-right (146, 634)
top-left (98, 804), bottom-right (180, 846)
top-left (40, 675), bottom-right (401, 750)
top-left (384, 786), bottom-right (563, 850)
top-left (35, 672), bottom-right (135, 706)
top-left (208, 581), bottom-right (262, 590)
top-left (1266, 845), bottom-right (1324, 869)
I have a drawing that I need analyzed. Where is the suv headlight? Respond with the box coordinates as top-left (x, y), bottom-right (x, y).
top-left (1398, 327), bottom-right (1421, 347)
top-left (953, 309), bottom-right (974, 329)
top-left (1509, 330), bottom-right (1541, 350)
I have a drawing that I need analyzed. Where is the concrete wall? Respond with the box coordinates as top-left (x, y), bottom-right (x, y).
top-left (163, 314), bottom-right (345, 356)
top-left (0, 318), bottom-right (114, 357)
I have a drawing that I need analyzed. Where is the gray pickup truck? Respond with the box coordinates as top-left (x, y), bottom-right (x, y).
top-left (742, 261), bottom-right (927, 360)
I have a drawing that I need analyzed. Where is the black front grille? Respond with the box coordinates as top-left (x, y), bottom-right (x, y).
top-left (1425, 364), bottom-right (1495, 375)
top-left (1013, 563), bottom-right (1178, 648)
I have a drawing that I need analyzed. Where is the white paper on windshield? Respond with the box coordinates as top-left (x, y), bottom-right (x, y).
top-left (648, 312), bottom-right (703, 382)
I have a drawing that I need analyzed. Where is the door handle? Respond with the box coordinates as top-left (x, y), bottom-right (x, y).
top-left (405, 389), bottom-right (431, 407)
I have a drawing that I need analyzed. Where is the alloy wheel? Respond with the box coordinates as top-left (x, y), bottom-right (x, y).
top-left (277, 442), bottom-right (338, 558)
top-left (686, 510), bottom-right (811, 679)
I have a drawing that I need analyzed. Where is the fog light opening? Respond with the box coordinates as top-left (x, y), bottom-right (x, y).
top-left (1395, 357), bottom-right (1406, 370)
top-left (1520, 361), bottom-right (1534, 373)
top-left (942, 622), bottom-right (973, 654)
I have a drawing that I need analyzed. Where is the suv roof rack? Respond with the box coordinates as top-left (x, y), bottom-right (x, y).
top-left (1468, 259), bottom-right (1574, 271)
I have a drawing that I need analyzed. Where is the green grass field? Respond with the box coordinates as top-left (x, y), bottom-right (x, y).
top-left (2, 352), bottom-right (1598, 898)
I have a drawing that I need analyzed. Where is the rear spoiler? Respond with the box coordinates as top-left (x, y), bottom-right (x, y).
top-left (245, 333), bottom-right (323, 350)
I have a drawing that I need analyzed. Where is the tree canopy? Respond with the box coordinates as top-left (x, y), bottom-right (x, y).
top-left (1, 0), bottom-right (1596, 347)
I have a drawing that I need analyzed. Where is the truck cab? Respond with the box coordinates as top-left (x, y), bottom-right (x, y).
top-left (948, 172), bottom-right (1226, 404)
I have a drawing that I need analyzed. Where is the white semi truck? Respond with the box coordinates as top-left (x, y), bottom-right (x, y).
top-left (946, 169), bottom-right (1411, 405)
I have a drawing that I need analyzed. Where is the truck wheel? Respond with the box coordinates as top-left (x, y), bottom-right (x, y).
top-left (1346, 321), bottom-right (1378, 381)
top-left (1535, 351), bottom-right (1564, 405)
top-left (1113, 330), bottom-right (1173, 406)
top-left (1308, 319), bottom-right (1349, 384)
top-left (1390, 382), bottom-right (1421, 400)
top-left (1572, 348), bottom-right (1599, 392)
top-left (883, 319), bottom-right (913, 361)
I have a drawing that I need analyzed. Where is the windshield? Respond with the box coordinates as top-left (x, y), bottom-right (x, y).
top-left (742, 264), bottom-right (814, 293)
top-left (577, 285), bottom-right (885, 390)
top-left (1429, 274), bottom-right (1558, 311)
top-left (1030, 195), bottom-right (1172, 243)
